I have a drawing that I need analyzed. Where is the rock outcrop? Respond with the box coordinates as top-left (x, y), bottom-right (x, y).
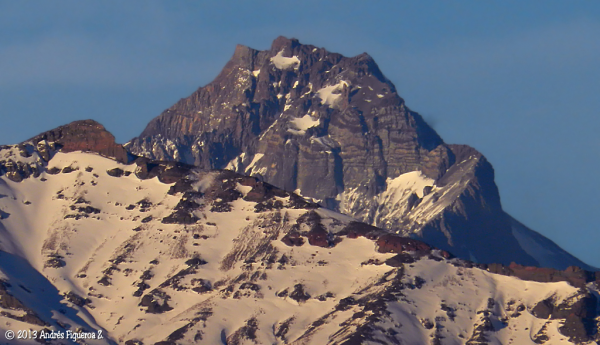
top-left (0, 119), bottom-right (130, 183)
top-left (127, 37), bottom-right (594, 270)
top-left (28, 119), bottom-right (130, 163)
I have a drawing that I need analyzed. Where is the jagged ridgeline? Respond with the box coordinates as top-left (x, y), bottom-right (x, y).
top-left (127, 36), bottom-right (594, 271)
top-left (0, 122), bottom-right (599, 344)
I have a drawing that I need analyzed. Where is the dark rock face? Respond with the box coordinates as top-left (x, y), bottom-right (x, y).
top-left (483, 263), bottom-right (596, 289)
top-left (44, 254), bottom-right (66, 268)
top-left (139, 289), bottom-right (173, 314)
top-left (125, 36), bottom-right (592, 270)
top-left (64, 291), bottom-right (91, 307)
top-left (0, 158), bottom-right (42, 182)
top-left (376, 234), bottom-right (433, 254)
top-left (529, 291), bottom-right (598, 343)
top-left (226, 317), bottom-right (259, 345)
top-left (466, 311), bottom-right (495, 345)
top-left (0, 120), bottom-right (130, 183)
top-left (289, 284), bottom-right (311, 304)
top-left (413, 146), bottom-right (539, 267)
top-left (106, 167), bottom-right (125, 177)
top-left (129, 36), bottom-right (443, 198)
top-left (28, 120), bottom-right (130, 164)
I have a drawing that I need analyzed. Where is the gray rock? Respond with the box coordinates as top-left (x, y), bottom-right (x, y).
top-left (124, 37), bottom-right (591, 270)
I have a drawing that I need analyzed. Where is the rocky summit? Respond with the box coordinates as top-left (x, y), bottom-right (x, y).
top-left (127, 36), bottom-right (593, 270)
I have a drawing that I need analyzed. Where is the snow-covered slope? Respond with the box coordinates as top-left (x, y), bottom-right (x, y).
top-left (1, 147), bottom-right (599, 344)
top-left (339, 165), bottom-right (597, 271)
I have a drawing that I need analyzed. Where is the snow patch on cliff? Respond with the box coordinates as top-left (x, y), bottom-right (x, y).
top-left (271, 50), bottom-right (300, 69)
top-left (287, 113), bottom-right (320, 135)
top-left (316, 81), bottom-right (348, 106)
top-left (386, 171), bottom-right (435, 199)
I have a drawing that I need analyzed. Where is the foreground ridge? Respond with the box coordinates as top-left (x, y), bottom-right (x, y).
top-left (0, 134), bottom-right (599, 344)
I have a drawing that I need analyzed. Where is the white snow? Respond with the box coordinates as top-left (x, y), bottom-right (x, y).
top-left (386, 171), bottom-right (435, 199)
top-left (309, 135), bottom-right (337, 149)
top-left (270, 50), bottom-right (300, 69)
top-left (291, 114), bottom-right (320, 131)
top-left (315, 80), bottom-right (348, 106)
top-left (225, 152), bottom-right (266, 176)
top-left (0, 151), bottom-right (183, 343)
top-left (287, 111), bottom-right (321, 135)
top-left (337, 157), bottom-right (482, 237)
top-left (1, 143), bottom-right (45, 165)
top-left (245, 153), bottom-right (264, 175)
top-left (0, 150), bottom-right (595, 345)
top-left (392, 258), bottom-right (581, 345)
top-left (235, 182), bottom-right (252, 196)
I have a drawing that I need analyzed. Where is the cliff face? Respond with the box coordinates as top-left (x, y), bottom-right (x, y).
top-left (28, 119), bottom-right (130, 164)
top-left (127, 37), bottom-right (593, 270)
top-left (130, 36), bottom-right (444, 196)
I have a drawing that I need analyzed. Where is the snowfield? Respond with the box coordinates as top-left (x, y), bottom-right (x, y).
top-left (0, 150), bottom-right (598, 344)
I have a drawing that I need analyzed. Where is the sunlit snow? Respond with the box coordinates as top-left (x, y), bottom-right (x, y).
top-left (288, 114), bottom-right (320, 135)
top-left (270, 50), bottom-right (300, 69)
top-left (316, 80), bottom-right (348, 106)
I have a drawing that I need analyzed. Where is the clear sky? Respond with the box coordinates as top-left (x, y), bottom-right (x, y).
top-left (1, 1), bottom-right (599, 267)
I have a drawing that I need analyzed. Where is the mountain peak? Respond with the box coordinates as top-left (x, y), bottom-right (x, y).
top-left (127, 37), bottom-right (594, 271)
top-left (27, 119), bottom-right (129, 163)
top-left (229, 44), bottom-right (259, 68)
top-left (2, 36), bottom-right (600, 344)
top-left (270, 35), bottom-right (301, 52)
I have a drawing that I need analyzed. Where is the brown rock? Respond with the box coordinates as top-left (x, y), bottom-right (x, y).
top-left (375, 234), bottom-right (431, 254)
top-left (27, 119), bottom-right (129, 163)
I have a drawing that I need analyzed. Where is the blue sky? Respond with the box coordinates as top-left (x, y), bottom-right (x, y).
top-left (1, 1), bottom-right (599, 267)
